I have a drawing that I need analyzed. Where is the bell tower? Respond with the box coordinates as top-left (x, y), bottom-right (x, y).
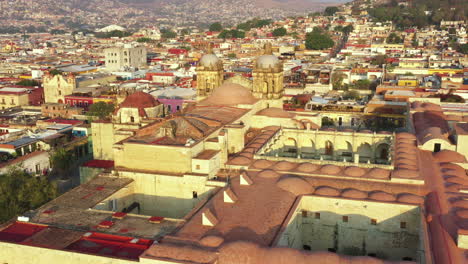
top-left (252, 43), bottom-right (284, 101)
top-left (196, 44), bottom-right (224, 100)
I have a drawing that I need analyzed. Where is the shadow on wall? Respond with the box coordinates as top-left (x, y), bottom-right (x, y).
top-left (95, 192), bottom-right (212, 219)
top-left (277, 208), bottom-right (422, 262)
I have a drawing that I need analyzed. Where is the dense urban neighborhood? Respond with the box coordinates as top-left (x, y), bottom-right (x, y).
top-left (0, 0), bottom-right (467, 263)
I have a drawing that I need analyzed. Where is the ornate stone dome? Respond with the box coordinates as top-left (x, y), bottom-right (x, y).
top-left (199, 54), bottom-right (220, 67)
top-left (256, 54), bottom-right (280, 69)
top-left (199, 83), bottom-right (257, 106)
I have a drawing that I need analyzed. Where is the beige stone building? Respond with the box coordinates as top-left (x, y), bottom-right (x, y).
top-left (104, 44), bottom-right (147, 72)
top-left (43, 73), bottom-right (76, 104)
top-left (195, 49), bottom-right (224, 99)
top-left (43, 72), bottom-right (117, 104)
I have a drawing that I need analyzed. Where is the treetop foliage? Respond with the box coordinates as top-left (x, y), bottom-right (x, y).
top-left (86, 102), bottom-right (115, 120)
top-left (0, 167), bottom-right (57, 223)
top-left (209, 22), bottom-right (223, 32)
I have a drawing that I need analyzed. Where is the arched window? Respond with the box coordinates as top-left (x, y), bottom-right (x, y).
top-left (325, 141), bottom-right (333, 156)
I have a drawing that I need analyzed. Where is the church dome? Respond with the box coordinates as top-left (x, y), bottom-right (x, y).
top-left (120, 91), bottom-right (159, 109)
top-left (256, 55), bottom-right (279, 68)
top-left (118, 91), bottom-right (160, 117)
top-left (199, 54), bottom-right (220, 67)
top-left (199, 83), bottom-right (257, 106)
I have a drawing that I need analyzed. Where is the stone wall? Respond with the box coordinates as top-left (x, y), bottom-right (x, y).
top-left (276, 196), bottom-right (425, 262)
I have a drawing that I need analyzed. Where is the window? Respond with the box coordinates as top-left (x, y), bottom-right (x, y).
top-left (400, 222), bottom-right (407, 229)
top-left (192, 191), bottom-right (198, 199)
top-left (315, 212), bottom-right (320, 219)
top-left (342, 216), bottom-right (349, 222)
top-left (130, 116), bottom-right (135, 123)
top-left (434, 143), bottom-right (441, 153)
top-left (301, 210), bottom-right (307, 217)
top-left (371, 219), bottom-right (377, 225)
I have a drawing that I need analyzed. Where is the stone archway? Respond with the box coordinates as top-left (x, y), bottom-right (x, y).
top-left (283, 138), bottom-right (297, 157)
top-left (357, 143), bottom-right (372, 162)
top-left (324, 140), bottom-right (334, 156)
top-left (375, 143), bottom-right (390, 160)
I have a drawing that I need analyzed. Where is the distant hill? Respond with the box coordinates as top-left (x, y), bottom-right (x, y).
top-left (119, 0), bottom-right (348, 12)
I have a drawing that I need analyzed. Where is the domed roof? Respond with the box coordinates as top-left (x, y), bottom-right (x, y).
top-left (118, 91), bottom-right (160, 117)
top-left (344, 166), bottom-right (366, 177)
top-left (341, 188), bottom-right (368, 199)
top-left (396, 132), bottom-right (416, 140)
top-left (276, 176), bottom-right (314, 196)
top-left (252, 159), bottom-right (273, 169)
top-left (256, 54), bottom-right (280, 68)
top-left (199, 53), bottom-right (220, 67)
top-left (256, 107), bottom-right (295, 118)
top-left (369, 191), bottom-right (396, 202)
top-left (199, 235), bottom-right (224, 247)
top-left (392, 169), bottom-right (419, 178)
top-left (273, 161), bottom-right (297, 171)
top-left (367, 168), bottom-right (390, 179)
top-left (230, 156), bottom-right (251, 166)
top-left (433, 150), bottom-right (467, 163)
top-left (199, 83), bottom-right (257, 106)
top-left (120, 91), bottom-right (160, 109)
top-left (315, 186), bottom-right (341, 196)
top-left (455, 209), bottom-right (468, 219)
top-left (445, 176), bottom-right (466, 185)
top-left (451, 199), bottom-right (468, 208)
top-left (257, 169), bottom-right (280, 178)
top-left (296, 163), bottom-right (319, 173)
top-left (320, 165), bottom-right (341, 175)
top-left (397, 193), bottom-right (424, 204)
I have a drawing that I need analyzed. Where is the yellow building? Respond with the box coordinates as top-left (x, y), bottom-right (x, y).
top-left (0, 87), bottom-right (31, 109)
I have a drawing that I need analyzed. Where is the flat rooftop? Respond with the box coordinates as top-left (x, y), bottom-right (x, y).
top-left (27, 176), bottom-right (183, 240)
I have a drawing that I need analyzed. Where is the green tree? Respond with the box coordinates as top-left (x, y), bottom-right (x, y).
top-left (386, 32), bottom-right (403, 44)
top-left (305, 30), bottom-right (334, 50)
top-left (227, 53), bottom-right (237, 59)
top-left (86, 102), bottom-right (115, 120)
top-left (459, 43), bottom-right (468, 54)
top-left (209, 22), bottom-right (223, 32)
top-left (342, 90), bottom-right (360, 100)
top-left (161, 29), bottom-right (177, 39)
top-left (16, 79), bottom-right (40, 87)
top-left (272, 27), bottom-right (287, 37)
top-left (50, 148), bottom-right (73, 179)
top-left (0, 167), bottom-right (57, 223)
top-left (324, 6), bottom-right (339, 16)
top-left (218, 29), bottom-right (245, 39)
top-left (49, 69), bottom-right (63, 76)
top-left (351, 79), bottom-right (371, 90)
top-left (370, 55), bottom-right (388, 66)
top-left (331, 72), bottom-right (347, 90)
top-left (137, 37), bottom-right (152, 43)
